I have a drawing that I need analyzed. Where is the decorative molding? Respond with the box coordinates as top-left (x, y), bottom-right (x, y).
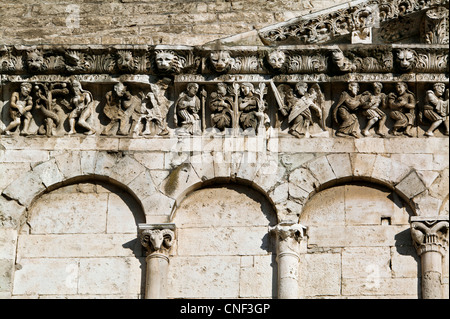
top-left (410, 216), bottom-right (449, 256)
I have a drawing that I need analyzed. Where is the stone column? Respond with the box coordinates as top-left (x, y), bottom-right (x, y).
top-left (269, 221), bottom-right (307, 299)
top-left (410, 216), bottom-right (449, 299)
top-left (138, 223), bottom-right (176, 299)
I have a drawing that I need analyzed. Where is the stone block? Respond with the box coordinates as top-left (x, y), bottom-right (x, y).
top-left (269, 182), bottom-right (288, 204)
top-left (106, 192), bottom-right (145, 234)
top-left (354, 137), bottom-right (386, 153)
top-left (326, 153), bottom-right (352, 180)
top-left (32, 159), bottom-right (64, 188)
top-left (299, 252), bottom-right (341, 297)
top-left (108, 155), bottom-right (147, 186)
top-left (12, 258), bottom-right (79, 296)
top-left (390, 246), bottom-right (419, 278)
top-left (0, 149), bottom-right (49, 163)
top-left (239, 255), bottom-right (276, 298)
top-left (307, 225), bottom-right (411, 248)
top-left (133, 152), bottom-right (165, 170)
top-left (253, 155), bottom-right (285, 193)
top-left (80, 151), bottom-right (98, 175)
top-left (306, 156), bottom-right (336, 186)
top-left (2, 169), bottom-right (45, 206)
top-left (190, 151), bottom-right (215, 181)
top-left (300, 186), bottom-right (345, 226)
top-left (289, 167), bottom-right (319, 194)
top-left (0, 195), bottom-right (26, 228)
top-left (141, 191), bottom-right (175, 219)
top-left (0, 162), bottom-right (31, 191)
top-left (371, 154), bottom-right (411, 185)
top-left (54, 151), bottom-right (82, 180)
top-left (126, 169), bottom-right (156, 201)
top-left (351, 153), bottom-right (376, 178)
top-left (341, 277), bottom-right (419, 297)
top-left (28, 193), bottom-right (108, 234)
top-left (177, 226), bottom-right (273, 256)
top-left (160, 163), bottom-right (201, 201)
top-left (16, 234), bottom-right (140, 258)
top-left (78, 257), bottom-right (143, 295)
top-left (168, 256), bottom-right (240, 299)
top-left (395, 171), bottom-right (427, 200)
top-left (342, 247), bottom-right (391, 279)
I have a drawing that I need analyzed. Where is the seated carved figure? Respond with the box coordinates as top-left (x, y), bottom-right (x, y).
top-left (333, 82), bottom-right (362, 138)
top-left (423, 82), bottom-right (449, 136)
top-left (239, 83), bottom-right (261, 133)
top-left (387, 82), bottom-right (416, 137)
top-left (102, 82), bottom-right (138, 136)
top-left (2, 83), bottom-right (33, 135)
top-left (174, 83), bottom-right (201, 135)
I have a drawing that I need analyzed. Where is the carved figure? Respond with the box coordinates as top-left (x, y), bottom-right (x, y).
top-left (278, 83), bottom-right (324, 138)
top-left (136, 78), bottom-right (171, 136)
top-left (2, 83), bottom-right (33, 135)
top-left (140, 228), bottom-right (175, 255)
top-left (102, 82), bottom-right (139, 136)
top-left (266, 50), bottom-right (286, 71)
top-left (209, 83), bottom-right (234, 132)
top-left (395, 49), bottom-right (416, 72)
top-left (238, 82), bottom-right (267, 134)
top-left (423, 83), bottom-right (449, 136)
top-left (387, 82), bottom-right (417, 136)
top-left (155, 50), bottom-right (184, 74)
top-left (34, 82), bottom-right (70, 136)
top-left (333, 82), bottom-right (362, 138)
top-left (174, 83), bottom-right (201, 135)
top-left (360, 82), bottom-right (388, 137)
top-left (209, 51), bottom-right (234, 73)
top-left (67, 80), bottom-right (96, 135)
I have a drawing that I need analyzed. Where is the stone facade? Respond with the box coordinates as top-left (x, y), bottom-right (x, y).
top-left (0, 0), bottom-right (448, 299)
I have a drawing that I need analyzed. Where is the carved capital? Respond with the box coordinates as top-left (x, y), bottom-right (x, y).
top-left (410, 216), bottom-right (449, 256)
top-left (138, 223), bottom-right (176, 256)
top-left (269, 221), bottom-right (307, 243)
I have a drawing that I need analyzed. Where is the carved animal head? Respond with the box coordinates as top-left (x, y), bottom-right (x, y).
top-left (209, 51), bottom-right (234, 73)
top-left (116, 50), bottom-right (138, 72)
top-left (395, 49), bottom-right (416, 71)
top-left (267, 50), bottom-right (286, 70)
top-left (155, 50), bottom-right (184, 73)
top-left (141, 229), bottom-right (174, 252)
top-left (26, 50), bottom-right (46, 72)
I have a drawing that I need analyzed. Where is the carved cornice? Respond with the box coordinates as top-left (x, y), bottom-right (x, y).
top-left (410, 216), bottom-right (449, 256)
top-left (1, 44), bottom-right (448, 77)
top-left (258, 0), bottom-right (449, 45)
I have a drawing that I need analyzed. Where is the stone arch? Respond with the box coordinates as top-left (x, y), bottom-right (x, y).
top-left (166, 178), bottom-right (278, 299)
top-left (1, 151), bottom-right (160, 228)
top-left (276, 153), bottom-right (431, 221)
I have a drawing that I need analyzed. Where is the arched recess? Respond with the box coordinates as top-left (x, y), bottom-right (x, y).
top-left (166, 178), bottom-right (278, 299)
top-left (12, 177), bottom-right (146, 298)
top-left (297, 181), bottom-right (421, 299)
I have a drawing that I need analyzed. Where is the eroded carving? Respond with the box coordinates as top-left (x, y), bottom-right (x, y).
top-left (1, 83), bottom-right (33, 136)
top-left (421, 6), bottom-right (449, 44)
top-left (154, 50), bottom-right (186, 74)
top-left (140, 228), bottom-right (175, 255)
top-left (333, 82), bottom-right (363, 138)
top-left (209, 51), bottom-right (235, 73)
top-left (422, 82), bottom-right (449, 136)
top-left (67, 80), bottom-right (96, 135)
top-left (360, 82), bottom-right (388, 137)
top-left (277, 82), bottom-right (325, 138)
top-left (209, 83), bottom-right (234, 132)
top-left (387, 82), bottom-right (417, 136)
top-left (174, 83), bottom-right (202, 135)
top-left (237, 82), bottom-right (268, 134)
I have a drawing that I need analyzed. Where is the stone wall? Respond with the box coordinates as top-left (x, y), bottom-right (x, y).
top-left (0, 0), bottom-right (344, 46)
top-left (0, 0), bottom-right (449, 300)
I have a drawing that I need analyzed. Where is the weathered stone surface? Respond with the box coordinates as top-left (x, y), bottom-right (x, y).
top-left (299, 253), bottom-right (341, 297)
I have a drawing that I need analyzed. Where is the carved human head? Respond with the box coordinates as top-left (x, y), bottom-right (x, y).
top-left (373, 82), bottom-right (383, 94)
top-left (241, 83), bottom-right (254, 95)
top-left (186, 82), bottom-right (199, 96)
top-left (396, 82), bottom-right (408, 95)
top-left (267, 50), bottom-right (286, 70)
top-left (113, 82), bottom-right (127, 97)
top-left (209, 51), bottom-right (234, 73)
top-left (216, 83), bottom-right (228, 96)
top-left (348, 82), bottom-right (359, 95)
top-left (20, 82), bottom-right (32, 96)
top-left (396, 49), bottom-right (416, 71)
top-left (295, 83), bottom-right (308, 96)
top-left (433, 83), bottom-right (446, 96)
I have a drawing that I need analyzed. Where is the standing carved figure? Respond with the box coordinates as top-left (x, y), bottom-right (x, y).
top-left (423, 83), bottom-right (449, 136)
top-left (102, 82), bottom-right (138, 136)
top-left (278, 83), bottom-right (324, 138)
top-left (174, 83), bottom-right (201, 135)
top-left (2, 83), bottom-right (33, 135)
top-left (238, 82), bottom-right (265, 133)
top-left (209, 83), bottom-right (233, 132)
top-left (67, 80), bottom-right (96, 135)
top-left (139, 78), bottom-right (171, 136)
top-left (333, 82), bottom-right (362, 138)
top-left (360, 82), bottom-right (388, 137)
top-left (387, 82), bottom-right (417, 137)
